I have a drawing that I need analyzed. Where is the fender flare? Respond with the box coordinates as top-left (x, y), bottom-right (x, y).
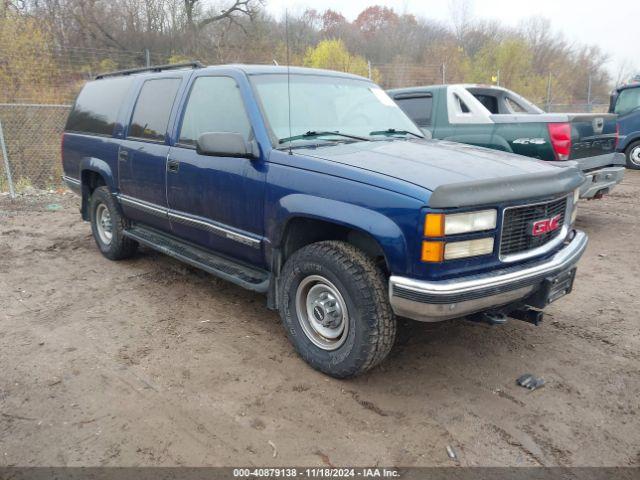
top-left (620, 132), bottom-right (640, 152)
top-left (79, 157), bottom-right (117, 220)
top-left (270, 193), bottom-right (409, 273)
top-left (79, 157), bottom-right (116, 189)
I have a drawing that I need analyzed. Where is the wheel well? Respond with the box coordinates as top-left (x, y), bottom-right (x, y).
top-left (626, 139), bottom-right (640, 152)
top-left (80, 170), bottom-right (107, 220)
top-left (280, 217), bottom-right (389, 273)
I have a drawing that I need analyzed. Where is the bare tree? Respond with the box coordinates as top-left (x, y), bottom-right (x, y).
top-left (4, 0), bottom-right (618, 107)
top-left (184, 0), bottom-right (261, 49)
top-left (519, 16), bottom-right (569, 75)
top-left (614, 59), bottom-right (636, 86)
top-left (449, 0), bottom-right (474, 44)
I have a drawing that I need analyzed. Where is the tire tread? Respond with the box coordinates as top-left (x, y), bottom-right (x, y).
top-left (625, 141), bottom-right (640, 170)
top-left (90, 186), bottom-right (138, 260)
top-left (279, 240), bottom-right (396, 378)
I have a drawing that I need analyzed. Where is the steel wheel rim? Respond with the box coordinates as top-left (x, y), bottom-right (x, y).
top-left (95, 203), bottom-right (113, 245)
top-left (630, 146), bottom-right (640, 167)
top-left (295, 275), bottom-right (349, 351)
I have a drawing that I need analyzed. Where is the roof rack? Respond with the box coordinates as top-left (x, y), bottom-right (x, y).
top-left (95, 61), bottom-right (204, 80)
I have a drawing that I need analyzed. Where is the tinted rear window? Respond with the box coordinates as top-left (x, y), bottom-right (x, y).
top-left (65, 77), bottom-right (133, 136)
top-left (473, 94), bottom-right (499, 114)
top-left (128, 78), bottom-right (181, 142)
top-left (395, 95), bottom-right (433, 126)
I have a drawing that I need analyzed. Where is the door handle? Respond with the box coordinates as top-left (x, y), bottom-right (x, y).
top-left (167, 159), bottom-right (180, 173)
top-left (118, 149), bottom-right (129, 162)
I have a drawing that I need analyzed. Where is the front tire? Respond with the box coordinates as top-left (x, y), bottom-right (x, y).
top-left (279, 241), bottom-right (396, 378)
top-left (625, 141), bottom-right (640, 170)
top-left (89, 186), bottom-right (138, 260)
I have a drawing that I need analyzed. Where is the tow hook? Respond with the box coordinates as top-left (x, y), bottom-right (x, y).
top-left (509, 308), bottom-right (544, 326)
top-left (469, 311), bottom-right (508, 326)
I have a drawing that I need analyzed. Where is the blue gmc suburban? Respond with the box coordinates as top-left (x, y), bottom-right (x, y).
top-left (62, 63), bottom-right (588, 378)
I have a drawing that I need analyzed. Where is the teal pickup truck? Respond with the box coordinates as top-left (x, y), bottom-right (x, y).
top-left (388, 84), bottom-right (626, 199)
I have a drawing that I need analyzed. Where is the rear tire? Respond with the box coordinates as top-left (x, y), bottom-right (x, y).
top-left (625, 141), bottom-right (640, 170)
top-left (89, 186), bottom-right (138, 260)
top-left (278, 241), bottom-right (396, 378)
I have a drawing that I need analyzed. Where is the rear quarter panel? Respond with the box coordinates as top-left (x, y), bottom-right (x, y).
top-left (428, 90), bottom-right (556, 160)
top-left (495, 123), bottom-right (555, 160)
top-left (435, 117), bottom-right (557, 160)
top-left (62, 133), bottom-right (120, 188)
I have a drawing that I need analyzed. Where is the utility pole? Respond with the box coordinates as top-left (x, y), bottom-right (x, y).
top-left (145, 49), bottom-right (151, 67)
top-left (587, 73), bottom-right (593, 112)
top-left (442, 63), bottom-right (446, 84)
top-left (546, 72), bottom-right (552, 112)
top-left (0, 119), bottom-right (15, 198)
top-left (367, 61), bottom-right (372, 80)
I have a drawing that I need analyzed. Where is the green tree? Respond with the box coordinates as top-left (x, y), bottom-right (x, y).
top-left (469, 38), bottom-right (547, 102)
top-left (303, 39), bottom-right (379, 82)
top-left (0, 8), bottom-right (63, 103)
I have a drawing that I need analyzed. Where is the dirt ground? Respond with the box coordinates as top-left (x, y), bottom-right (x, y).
top-left (0, 172), bottom-right (639, 468)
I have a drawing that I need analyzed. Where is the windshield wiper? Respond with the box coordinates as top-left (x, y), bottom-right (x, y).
top-left (279, 130), bottom-right (370, 144)
top-left (369, 128), bottom-right (424, 139)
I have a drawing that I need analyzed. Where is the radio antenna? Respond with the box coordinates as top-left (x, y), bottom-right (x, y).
top-left (285, 9), bottom-right (293, 155)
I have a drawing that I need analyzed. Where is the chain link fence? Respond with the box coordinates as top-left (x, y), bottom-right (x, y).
top-left (0, 104), bottom-right (71, 195)
top-left (0, 42), bottom-right (158, 196)
top-left (374, 64), bottom-right (445, 89)
top-left (544, 103), bottom-right (609, 113)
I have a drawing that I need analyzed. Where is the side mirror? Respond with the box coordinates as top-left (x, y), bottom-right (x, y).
top-left (196, 132), bottom-right (258, 159)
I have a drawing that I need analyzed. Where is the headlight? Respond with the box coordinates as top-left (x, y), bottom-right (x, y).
top-left (445, 238), bottom-right (494, 260)
top-left (424, 209), bottom-right (497, 236)
top-left (422, 209), bottom-right (498, 262)
top-left (421, 237), bottom-right (495, 262)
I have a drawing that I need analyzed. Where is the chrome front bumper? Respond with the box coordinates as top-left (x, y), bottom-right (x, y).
top-left (389, 230), bottom-right (588, 322)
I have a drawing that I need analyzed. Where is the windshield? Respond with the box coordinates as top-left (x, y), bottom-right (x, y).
top-left (614, 87), bottom-right (640, 116)
top-left (250, 74), bottom-right (423, 145)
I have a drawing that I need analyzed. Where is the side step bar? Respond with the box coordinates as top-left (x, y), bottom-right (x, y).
top-left (123, 225), bottom-right (270, 293)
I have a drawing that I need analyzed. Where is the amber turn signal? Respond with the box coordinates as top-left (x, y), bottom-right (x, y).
top-left (424, 213), bottom-right (445, 237)
top-left (421, 241), bottom-right (444, 262)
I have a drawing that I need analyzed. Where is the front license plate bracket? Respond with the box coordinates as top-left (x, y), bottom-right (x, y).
top-left (526, 268), bottom-right (577, 309)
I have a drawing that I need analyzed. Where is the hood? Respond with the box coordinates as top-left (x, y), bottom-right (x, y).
top-left (301, 139), bottom-right (584, 208)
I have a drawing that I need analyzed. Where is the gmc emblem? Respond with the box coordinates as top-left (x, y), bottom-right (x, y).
top-left (530, 214), bottom-right (561, 236)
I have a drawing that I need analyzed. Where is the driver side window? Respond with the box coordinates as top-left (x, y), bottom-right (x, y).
top-left (178, 76), bottom-right (252, 147)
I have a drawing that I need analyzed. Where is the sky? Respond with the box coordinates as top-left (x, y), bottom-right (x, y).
top-left (265, 0), bottom-right (640, 81)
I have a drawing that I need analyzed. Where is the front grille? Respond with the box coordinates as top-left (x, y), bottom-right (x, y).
top-left (500, 197), bottom-right (567, 258)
